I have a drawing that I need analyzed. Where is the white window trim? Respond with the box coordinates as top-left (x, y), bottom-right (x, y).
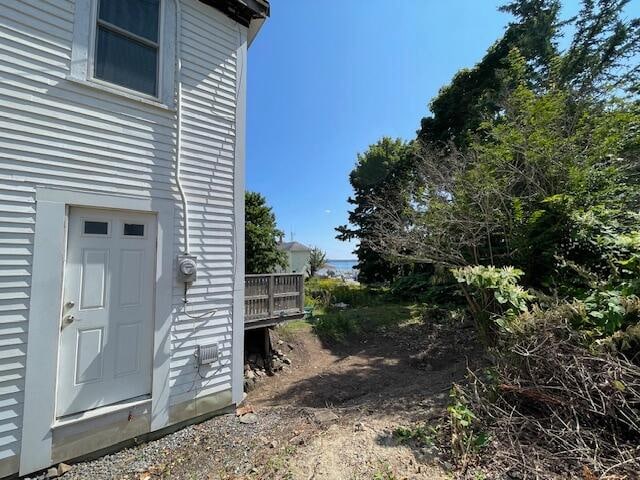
top-left (69, 0), bottom-right (176, 108)
top-left (90, 0), bottom-right (163, 100)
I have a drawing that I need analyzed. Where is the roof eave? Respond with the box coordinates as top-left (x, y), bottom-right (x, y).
top-left (247, 14), bottom-right (267, 46)
top-left (198, 0), bottom-right (269, 46)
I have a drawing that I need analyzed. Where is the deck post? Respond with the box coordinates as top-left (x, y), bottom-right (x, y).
top-left (298, 274), bottom-right (305, 311)
top-left (268, 274), bottom-right (274, 317)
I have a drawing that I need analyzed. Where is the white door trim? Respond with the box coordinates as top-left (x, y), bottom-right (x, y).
top-left (20, 188), bottom-right (175, 475)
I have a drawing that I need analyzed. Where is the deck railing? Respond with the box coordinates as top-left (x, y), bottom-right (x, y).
top-left (244, 273), bottom-right (305, 327)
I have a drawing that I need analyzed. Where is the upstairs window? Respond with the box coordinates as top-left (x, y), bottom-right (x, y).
top-left (94, 0), bottom-right (161, 97)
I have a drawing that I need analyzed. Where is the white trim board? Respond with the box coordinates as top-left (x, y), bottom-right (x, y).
top-left (231, 26), bottom-right (248, 406)
top-left (20, 187), bottom-right (175, 475)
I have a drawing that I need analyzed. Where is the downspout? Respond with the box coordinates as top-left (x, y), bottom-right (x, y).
top-left (175, 0), bottom-right (190, 254)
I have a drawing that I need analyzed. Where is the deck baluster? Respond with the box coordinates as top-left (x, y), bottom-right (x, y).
top-left (244, 273), bottom-right (305, 329)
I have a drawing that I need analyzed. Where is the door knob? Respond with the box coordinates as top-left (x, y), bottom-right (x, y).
top-left (64, 315), bottom-right (75, 323)
top-left (65, 301), bottom-right (75, 308)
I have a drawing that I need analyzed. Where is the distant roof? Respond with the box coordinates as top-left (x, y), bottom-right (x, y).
top-left (279, 241), bottom-right (311, 252)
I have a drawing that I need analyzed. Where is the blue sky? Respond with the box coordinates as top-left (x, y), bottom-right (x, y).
top-left (245, 0), bottom-right (638, 259)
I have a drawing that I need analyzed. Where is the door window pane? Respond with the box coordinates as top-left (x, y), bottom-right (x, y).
top-left (123, 224), bottom-right (145, 237)
top-left (84, 221), bottom-right (109, 235)
top-left (98, 0), bottom-right (160, 43)
top-left (95, 27), bottom-right (158, 96)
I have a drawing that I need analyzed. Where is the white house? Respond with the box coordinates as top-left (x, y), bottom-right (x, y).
top-left (278, 241), bottom-right (312, 275)
top-left (0, 0), bottom-right (268, 476)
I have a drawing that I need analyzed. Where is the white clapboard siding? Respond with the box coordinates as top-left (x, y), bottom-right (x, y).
top-left (167, 0), bottom-right (238, 405)
top-left (0, 0), bottom-right (241, 471)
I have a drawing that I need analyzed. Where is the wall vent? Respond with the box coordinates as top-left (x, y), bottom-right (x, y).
top-left (196, 344), bottom-right (219, 365)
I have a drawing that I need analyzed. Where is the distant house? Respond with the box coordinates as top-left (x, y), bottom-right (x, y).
top-left (0, 0), bottom-right (269, 476)
top-left (279, 241), bottom-right (312, 274)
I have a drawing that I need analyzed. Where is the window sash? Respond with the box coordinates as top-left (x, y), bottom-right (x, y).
top-left (95, 27), bottom-right (159, 96)
top-left (93, 0), bottom-right (161, 97)
top-left (96, 18), bottom-right (159, 50)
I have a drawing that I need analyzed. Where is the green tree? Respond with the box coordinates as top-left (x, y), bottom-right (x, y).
top-left (307, 247), bottom-right (327, 277)
top-left (418, 0), bottom-right (563, 147)
top-left (245, 191), bottom-right (287, 274)
top-left (368, 0), bottom-right (639, 288)
top-left (418, 0), bottom-right (639, 149)
top-left (368, 50), bottom-right (640, 290)
top-left (559, 0), bottom-right (640, 98)
top-left (336, 138), bottom-right (420, 283)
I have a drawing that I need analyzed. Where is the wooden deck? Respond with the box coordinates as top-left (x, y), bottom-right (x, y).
top-left (244, 273), bottom-right (305, 329)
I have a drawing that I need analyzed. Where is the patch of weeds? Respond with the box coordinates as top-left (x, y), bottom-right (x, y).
top-left (276, 319), bottom-right (311, 341)
top-left (265, 455), bottom-right (285, 471)
top-left (372, 462), bottom-right (397, 480)
top-left (393, 424), bottom-right (437, 446)
top-left (313, 303), bottom-right (418, 342)
top-left (262, 445), bottom-right (298, 477)
top-left (448, 386), bottom-right (490, 463)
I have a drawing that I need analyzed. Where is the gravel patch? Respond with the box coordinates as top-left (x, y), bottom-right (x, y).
top-left (51, 407), bottom-right (308, 480)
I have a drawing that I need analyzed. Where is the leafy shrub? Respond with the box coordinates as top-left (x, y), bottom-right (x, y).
top-left (331, 283), bottom-right (375, 306)
top-left (451, 265), bottom-right (534, 343)
top-left (570, 207), bottom-right (640, 282)
top-left (573, 290), bottom-right (640, 338)
top-left (305, 278), bottom-right (339, 308)
top-left (389, 273), bottom-right (433, 298)
top-left (531, 204), bottom-right (640, 296)
top-left (389, 271), bottom-right (460, 305)
top-left (305, 277), bottom-right (380, 308)
top-left (582, 290), bottom-right (627, 335)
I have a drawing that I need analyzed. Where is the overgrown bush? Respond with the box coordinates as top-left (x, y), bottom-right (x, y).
top-left (546, 205), bottom-right (640, 293)
top-left (451, 265), bottom-right (534, 343)
top-left (454, 314), bottom-right (640, 479)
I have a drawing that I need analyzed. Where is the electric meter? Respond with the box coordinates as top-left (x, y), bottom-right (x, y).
top-left (177, 255), bottom-right (198, 283)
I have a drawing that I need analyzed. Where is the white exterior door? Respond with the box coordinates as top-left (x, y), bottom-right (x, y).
top-left (56, 207), bottom-right (157, 417)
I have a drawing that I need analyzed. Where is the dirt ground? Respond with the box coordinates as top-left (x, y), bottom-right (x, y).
top-left (58, 313), bottom-right (481, 480)
top-left (240, 314), bottom-right (481, 480)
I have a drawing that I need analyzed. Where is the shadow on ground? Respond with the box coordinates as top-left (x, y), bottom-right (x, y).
top-left (264, 308), bottom-right (484, 412)
top-left (239, 304), bottom-right (487, 479)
